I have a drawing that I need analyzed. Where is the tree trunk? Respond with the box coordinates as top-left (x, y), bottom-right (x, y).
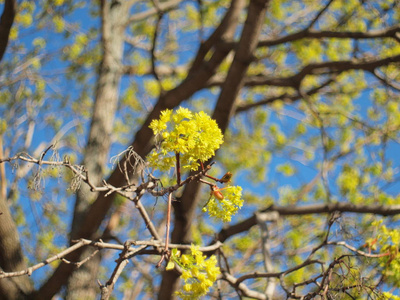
top-left (0, 3), bottom-right (32, 297)
top-left (157, 0), bottom-right (270, 297)
top-left (65, 1), bottom-right (129, 299)
top-left (0, 137), bottom-right (33, 299)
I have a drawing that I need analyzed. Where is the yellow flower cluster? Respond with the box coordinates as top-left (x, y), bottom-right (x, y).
top-left (371, 220), bottom-right (400, 284)
top-left (203, 185), bottom-right (243, 222)
top-left (147, 107), bottom-right (223, 171)
top-left (167, 245), bottom-right (220, 299)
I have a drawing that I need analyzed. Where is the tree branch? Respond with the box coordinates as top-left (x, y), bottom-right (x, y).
top-left (0, 239), bottom-right (89, 279)
top-left (218, 24), bottom-right (400, 53)
top-left (122, 64), bottom-right (187, 77)
top-left (222, 272), bottom-right (268, 299)
top-left (306, 0), bottom-right (334, 29)
top-left (126, 0), bottom-right (182, 24)
top-left (217, 203), bottom-right (400, 244)
top-left (0, 0), bottom-right (16, 62)
top-left (257, 24), bottom-right (400, 48)
top-left (236, 77), bottom-right (334, 112)
top-left (207, 54), bottom-right (400, 89)
top-left (99, 243), bottom-right (148, 300)
top-left (371, 69), bottom-right (400, 92)
top-left (188, 0), bottom-right (244, 74)
top-left (2, 146), bottom-right (218, 298)
top-left (255, 212), bottom-right (276, 299)
top-left (0, 238), bottom-right (222, 281)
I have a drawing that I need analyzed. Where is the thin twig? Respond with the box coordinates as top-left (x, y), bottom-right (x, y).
top-left (100, 242), bottom-right (148, 300)
top-left (157, 192), bottom-right (173, 268)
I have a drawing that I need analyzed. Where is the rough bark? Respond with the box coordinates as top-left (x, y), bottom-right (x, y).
top-left (0, 137), bottom-right (33, 299)
top-left (65, 1), bottom-right (130, 299)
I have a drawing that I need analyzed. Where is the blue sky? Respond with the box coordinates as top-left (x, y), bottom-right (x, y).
top-left (2, 0), bottom-right (400, 297)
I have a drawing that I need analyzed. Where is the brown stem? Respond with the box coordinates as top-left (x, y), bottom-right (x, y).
top-left (200, 160), bottom-right (224, 183)
top-left (157, 192), bottom-right (172, 268)
top-left (165, 193), bottom-right (172, 253)
top-left (175, 152), bottom-right (181, 185)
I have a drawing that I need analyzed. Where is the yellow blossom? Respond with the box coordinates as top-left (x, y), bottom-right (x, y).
top-left (203, 185), bottom-right (243, 222)
top-left (169, 244), bottom-right (221, 299)
top-left (148, 107), bottom-right (223, 172)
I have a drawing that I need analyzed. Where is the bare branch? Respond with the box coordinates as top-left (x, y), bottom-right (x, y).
top-left (233, 259), bottom-right (323, 286)
top-left (222, 272), bottom-right (267, 300)
top-left (255, 212), bottom-right (276, 299)
top-left (126, 0), bottom-right (182, 24)
top-left (299, 88), bottom-right (332, 202)
top-left (236, 77), bottom-right (334, 112)
top-left (0, 152), bottom-right (162, 241)
top-left (122, 64), bottom-right (187, 77)
top-left (307, 0), bottom-right (335, 29)
top-left (0, 238), bottom-right (222, 280)
top-left (0, 239), bottom-right (88, 279)
top-left (328, 241), bottom-right (391, 258)
top-left (371, 69), bottom-right (400, 91)
top-left (100, 243), bottom-right (148, 300)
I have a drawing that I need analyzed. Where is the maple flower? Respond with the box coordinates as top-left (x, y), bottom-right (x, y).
top-left (203, 185), bottom-right (243, 222)
top-left (168, 246), bottom-right (221, 299)
top-left (148, 107), bottom-right (223, 171)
